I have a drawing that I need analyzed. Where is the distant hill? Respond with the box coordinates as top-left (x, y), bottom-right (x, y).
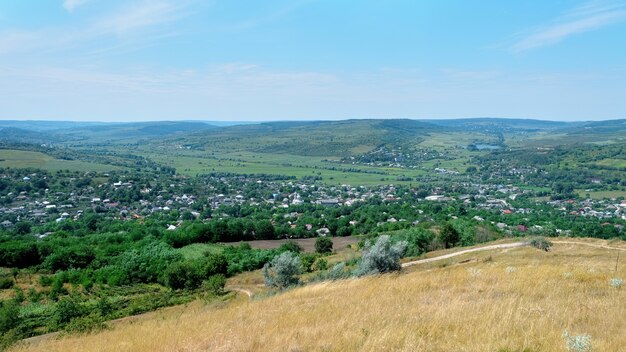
top-left (422, 118), bottom-right (577, 132)
top-left (0, 120), bottom-right (104, 132)
top-left (0, 121), bottom-right (219, 145)
top-left (0, 127), bottom-right (64, 144)
top-left (176, 119), bottom-right (443, 156)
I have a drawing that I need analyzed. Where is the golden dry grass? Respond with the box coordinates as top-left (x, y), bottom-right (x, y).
top-left (14, 239), bottom-right (626, 352)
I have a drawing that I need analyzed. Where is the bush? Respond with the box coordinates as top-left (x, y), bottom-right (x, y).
top-left (563, 330), bottom-right (592, 352)
top-left (63, 314), bottom-right (109, 335)
top-left (355, 235), bottom-right (407, 276)
top-left (163, 254), bottom-right (228, 290)
top-left (263, 252), bottom-right (301, 289)
top-left (300, 253), bottom-right (318, 272)
top-left (315, 237), bottom-right (333, 254)
top-left (0, 277), bottom-right (14, 289)
top-left (202, 274), bottom-right (226, 295)
top-left (609, 278), bottom-right (623, 289)
top-left (50, 297), bottom-right (85, 330)
top-left (278, 240), bottom-right (302, 254)
top-left (312, 258), bottom-right (328, 271)
top-left (0, 300), bottom-right (20, 334)
top-left (440, 223), bottom-right (460, 249)
top-left (529, 237), bottom-right (552, 252)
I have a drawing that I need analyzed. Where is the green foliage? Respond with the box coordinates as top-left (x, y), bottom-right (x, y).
top-left (13, 221), bottom-right (32, 235)
top-left (440, 223), bottom-right (460, 249)
top-left (222, 243), bottom-right (279, 276)
top-left (356, 235), bottom-right (407, 276)
top-left (0, 241), bottom-right (41, 268)
top-left (263, 251), bottom-right (302, 289)
top-left (529, 237), bottom-right (552, 252)
top-left (43, 245), bottom-right (96, 272)
top-left (278, 240), bottom-right (302, 254)
top-left (315, 236), bottom-right (333, 254)
top-left (163, 254), bottom-right (228, 290)
top-left (96, 241), bottom-right (182, 286)
top-left (63, 313), bottom-right (109, 335)
top-left (300, 253), bottom-right (318, 272)
top-left (202, 274), bottom-right (226, 295)
top-left (398, 228), bottom-right (435, 257)
top-left (13, 287), bottom-right (25, 304)
top-left (50, 297), bottom-right (85, 330)
top-left (312, 258), bottom-right (328, 271)
top-left (0, 277), bottom-right (14, 289)
top-left (0, 300), bottom-right (20, 334)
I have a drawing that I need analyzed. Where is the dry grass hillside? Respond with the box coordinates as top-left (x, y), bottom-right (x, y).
top-left (14, 239), bottom-right (626, 352)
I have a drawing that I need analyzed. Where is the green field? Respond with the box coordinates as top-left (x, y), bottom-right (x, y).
top-left (0, 149), bottom-right (122, 172)
top-left (592, 158), bottom-right (626, 168)
top-left (576, 189), bottom-right (626, 200)
top-left (177, 243), bottom-right (225, 260)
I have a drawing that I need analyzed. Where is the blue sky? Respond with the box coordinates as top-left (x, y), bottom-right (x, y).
top-left (1, 0), bottom-right (625, 121)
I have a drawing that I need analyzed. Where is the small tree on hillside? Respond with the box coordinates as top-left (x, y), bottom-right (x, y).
top-left (440, 223), bottom-right (460, 249)
top-left (315, 236), bottom-right (333, 254)
top-left (356, 235), bottom-right (407, 276)
top-left (263, 252), bottom-right (301, 289)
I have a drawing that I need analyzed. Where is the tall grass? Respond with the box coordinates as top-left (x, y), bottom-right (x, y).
top-left (14, 240), bottom-right (626, 352)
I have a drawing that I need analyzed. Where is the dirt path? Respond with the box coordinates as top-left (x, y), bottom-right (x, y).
top-left (401, 239), bottom-right (626, 268)
top-left (19, 239), bottom-right (623, 347)
top-left (228, 287), bottom-right (253, 298)
top-left (402, 242), bottom-right (529, 268)
top-left (551, 240), bottom-right (626, 251)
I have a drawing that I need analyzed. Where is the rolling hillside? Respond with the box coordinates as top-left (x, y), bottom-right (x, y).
top-left (15, 239), bottom-right (626, 352)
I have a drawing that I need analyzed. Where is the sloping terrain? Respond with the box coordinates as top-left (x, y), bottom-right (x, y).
top-left (15, 239), bottom-right (626, 352)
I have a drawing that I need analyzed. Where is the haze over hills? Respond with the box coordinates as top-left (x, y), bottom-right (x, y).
top-left (2, 118), bottom-right (625, 147)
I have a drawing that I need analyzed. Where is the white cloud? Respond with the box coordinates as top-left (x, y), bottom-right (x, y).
top-left (63, 0), bottom-right (92, 13)
top-left (0, 1), bottom-right (196, 56)
top-left (94, 1), bottom-right (191, 35)
top-left (511, 1), bottom-right (626, 52)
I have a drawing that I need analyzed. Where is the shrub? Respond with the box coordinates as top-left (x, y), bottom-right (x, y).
top-left (0, 300), bottom-right (20, 334)
top-left (562, 330), bottom-right (592, 352)
top-left (202, 274), bottom-right (226, 295)
top-left (312, 258), bottom-right (328, 271)
top-left (529, 237), bottom-right (552, 252)
top-left (63, 314), bottom-right (109, 335)
top-left (50, 297), bottom-right (85, 330)
top-left (163, 254), bottom-right (228, 290)
top-left (300, 253), bottom-right (318, 272)
top-left (355, 235), bottom-right (407, 276)
top-left (326, 263), bottom-right (350, 280)
top-left (440, 223), bottom-right (460, 249)
top-left (278, 240), bottom-right (302, 254)
top-left (0, 277), bottom-right (14, 289)
top-left (609, 278), bottom-right (623, 289)
top-left (263, 252), bottom-right (301, 289)
top-left (315, 237), bottom-right (333, 254)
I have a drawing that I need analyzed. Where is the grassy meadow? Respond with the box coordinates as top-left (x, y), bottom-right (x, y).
top-left (14, 239), bottom-right (626, 352)
top-left (0, 150), bottom-right (121, 173)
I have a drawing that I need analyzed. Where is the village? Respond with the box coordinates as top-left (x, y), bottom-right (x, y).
top-left (1, 167), bottom-right (624, 239)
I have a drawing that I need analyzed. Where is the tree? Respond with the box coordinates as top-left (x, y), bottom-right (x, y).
top-left (356, 235), bottom-right (407, 276)
top-left (13, 221), bottom-right (31, 235)
top-left (279, 240), bottom-right (302, 254)
top-left (262, 252), bottom-right (301, 289)
top-left (255, 220), bottom-right (275, 240)
top-left (315, 237), bottom-right (333, 254)
top-left (440, 223), bottom-right (460, 249)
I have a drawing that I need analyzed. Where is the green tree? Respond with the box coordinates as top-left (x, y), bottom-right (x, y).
top-left (440, 223), bottom-right (460, 249)
top-left (262, 252), bottom-right (301, 289)
top-left (315, 237), bottom-right (333, 254)
top-left (355, 235), bottom-right (407, 276)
